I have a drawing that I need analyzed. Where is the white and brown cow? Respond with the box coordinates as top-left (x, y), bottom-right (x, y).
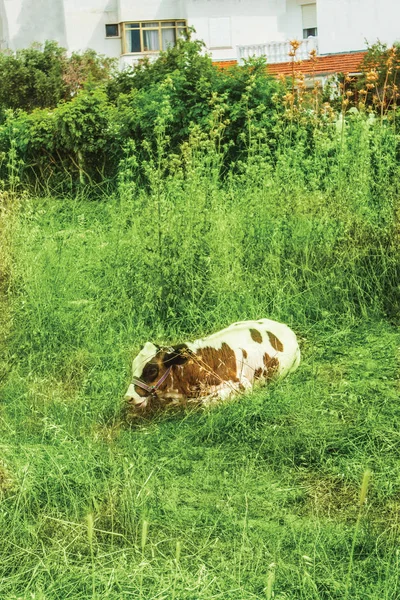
top-left (125, 319), bottom-right (300, 412)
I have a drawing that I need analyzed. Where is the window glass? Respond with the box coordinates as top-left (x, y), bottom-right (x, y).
top-left (303, 27), bottom-right (317, 39)
top-left (105, 24), bottom-right (119, 37)
top-left (127, 29), bottom-right (141, 52)
top-left (123, 20), bottom-right (187, 53)
top-left (162, 28), bottom-right (175, 50)
top-left (143, 29), bottom-right (159, 51)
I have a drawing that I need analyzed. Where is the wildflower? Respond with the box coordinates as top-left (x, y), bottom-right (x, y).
top-left (283, 92), bottom-right (295, 103)
top-left (366, 70), bottom-right (379, 82)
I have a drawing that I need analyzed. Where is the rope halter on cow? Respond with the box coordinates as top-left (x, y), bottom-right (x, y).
top-left (131, 366), bottom-right (172, 397)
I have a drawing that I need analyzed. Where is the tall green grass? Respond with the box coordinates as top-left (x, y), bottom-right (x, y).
top-left (5, 110), bottom-right (399, 375)
top-left (0, 107), bottom-right (400, 598)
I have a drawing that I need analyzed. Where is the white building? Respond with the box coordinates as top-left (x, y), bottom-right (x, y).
top-left (0, 0), bottom-right (399, 68)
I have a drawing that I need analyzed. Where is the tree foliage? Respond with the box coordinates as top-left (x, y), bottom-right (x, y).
top-left (0, 36), bottom-right (282, 189)
top-left (357, 41), bottom-right (400, 113)
top-left (0, 41), bottom-right (116, 115)
top-left (1, 35), bottom-right (399, 192)
top-left (0, 41), bottom-right (66, 112)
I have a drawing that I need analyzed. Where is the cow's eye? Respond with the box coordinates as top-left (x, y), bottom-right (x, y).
top-left (142, 363), bottom-right (159, 382)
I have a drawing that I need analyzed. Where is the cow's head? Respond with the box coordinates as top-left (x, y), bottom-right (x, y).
top-left (125, 342), bottom-right (190, 411)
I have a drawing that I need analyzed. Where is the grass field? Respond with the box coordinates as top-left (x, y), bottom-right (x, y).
top-left (1, 35), bottom-right (400, 598)
top-left (1, 172), bottom-right (399, 598)
top-left (1, 315), bottom-right (399, 599)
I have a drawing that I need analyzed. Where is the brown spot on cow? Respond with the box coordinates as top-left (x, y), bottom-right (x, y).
top-left (254, 367), bottom-right (263, 380)
top-left (250, 329), bottom-right (263, 344)
top-left (242, 349), bottom-right (248, 359)
top-left (197, 343), bottom-right (238, 383)
top-left (263, 352), bottom-right (279, 379)
top-left (167, 342), bottom-right (238, 399)
top-left (267, 331), bottom-right (284, 352)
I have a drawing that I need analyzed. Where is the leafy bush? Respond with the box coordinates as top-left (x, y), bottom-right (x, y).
top-left (0, 41), bottom-right (66, 113)
top-left (0, 41), bottom-right (115, 118)
top-left (0, 87), bottom-right (119, 191)
top-left (62, 49), bottom-right (116, 98)
top-left (1, 35), bottom-right (400, 202)
top-left (358, 41), bottom-right (400, 114)
top-left (0, 36), bottom-right (283, 188)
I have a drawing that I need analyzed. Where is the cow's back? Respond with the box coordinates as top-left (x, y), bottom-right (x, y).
top-left (189, 318), bottom-right (300, 386)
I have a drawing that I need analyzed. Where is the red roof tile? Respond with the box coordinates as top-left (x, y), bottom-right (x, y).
top-left (213, 51), bottom-right (367, 77)
top-left (213, 60), bottom-right (237, 70)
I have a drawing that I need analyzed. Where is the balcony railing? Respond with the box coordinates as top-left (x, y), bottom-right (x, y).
top-left (237, 36), bottom-right (319, 65)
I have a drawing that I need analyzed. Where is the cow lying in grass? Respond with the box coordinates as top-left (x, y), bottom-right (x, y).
top-left (125, 318), bottom-right (300, 413)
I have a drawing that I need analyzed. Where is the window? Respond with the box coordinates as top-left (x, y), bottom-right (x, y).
top-left (105, 24), bottom-right (119, 38)
top-left (303, 27), bottom-right (317, 38)
top-left (301, 4), bottom-right (317, 39)
top-left (123, 20), bottom-right (187, 53)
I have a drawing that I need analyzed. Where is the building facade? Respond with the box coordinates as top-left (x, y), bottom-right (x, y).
top-left (0, 0), bottom-right (399, 68)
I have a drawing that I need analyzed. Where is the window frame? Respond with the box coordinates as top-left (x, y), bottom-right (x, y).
top-left (105, 23), bottom-right (120, 38)
top-left (122, 20), bottom-right (187, 54)
top-left (303, 27), bottom-right (318, 39)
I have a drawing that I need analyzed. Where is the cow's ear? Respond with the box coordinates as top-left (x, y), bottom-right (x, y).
top-left (164, 344), bottom-right (190, 366)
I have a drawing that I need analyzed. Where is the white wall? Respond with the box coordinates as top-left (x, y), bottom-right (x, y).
top-left (280, 0), bottom-right (303, 40)
top-left (0, 0), bottom-right (121, 57)
top-left (0, 0), bottom-right (313, 63)
top-left (317, 0), bottom-right (400, 55)
top-left (119, 0), bottom-right (183, 22)
top-left (63, 0), bottom-right (120, 56)
top-left (185, 0), bottom-right (288, 61)
top-left (1, 0), bottom-right (67, 49)
top-left (2, 0), bottom-right (400, 64)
